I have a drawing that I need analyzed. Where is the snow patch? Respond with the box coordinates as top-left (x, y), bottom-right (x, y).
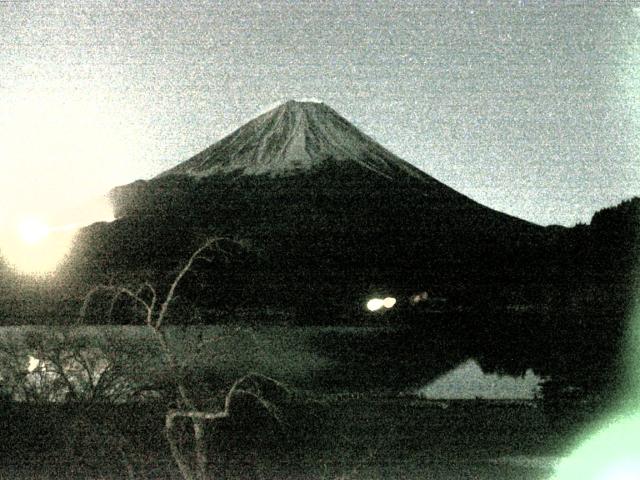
top-left (158, 100), bottom-right (435, 185)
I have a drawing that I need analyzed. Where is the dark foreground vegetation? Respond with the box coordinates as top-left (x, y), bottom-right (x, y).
top-left (0, 396), bottom-right (595, 480)
top-left (1, 197), bottom-right (637, 402)
top-left (0, 196), bottom-right (636, 479)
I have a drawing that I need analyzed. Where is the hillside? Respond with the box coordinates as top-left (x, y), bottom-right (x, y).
top-left (68, 101), bottom-right (548, 316)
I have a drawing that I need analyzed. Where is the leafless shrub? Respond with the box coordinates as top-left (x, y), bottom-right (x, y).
top-left (0, 328), bottom-right (161, 403)
top-left (80, 237), bottom-right (289, 480)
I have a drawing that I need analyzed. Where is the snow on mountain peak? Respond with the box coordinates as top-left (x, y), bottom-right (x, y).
top-left (158, 100), bottom-right (433, 183)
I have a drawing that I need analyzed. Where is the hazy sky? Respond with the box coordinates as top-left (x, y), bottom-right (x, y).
top-left (1, 1), bottom-right (639, 231)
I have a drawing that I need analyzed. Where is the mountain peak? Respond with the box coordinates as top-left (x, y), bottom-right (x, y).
top-left (282, 98), bottom-right (325, 107)
top-left (157, 100), bottom-right (433, 182)
top-left (269, 98), bottom-right (332, 121)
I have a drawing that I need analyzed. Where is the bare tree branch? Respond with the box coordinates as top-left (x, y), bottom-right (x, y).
top-left (76, 237), bottom-right (287, 480)
top-left (80, 285), bottom-right (152, 324)
top-left (155, 237), bottom-right (225, 330)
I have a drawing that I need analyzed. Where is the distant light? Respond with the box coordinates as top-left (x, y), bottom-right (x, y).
top-left (366, 296), bottom-right (397, 311)
top-left (18, 217), bottom-right (49, 245)
top-left (383, 297), bottom-right (397, 308)
top-left (27, 355), bottom-right (40, 373)
top-left (3, 197), bottom-right (115, 275)
top-left (410, 291), bottom-right (429, 304)
top-left (367, 298), bottom-right (385, 311)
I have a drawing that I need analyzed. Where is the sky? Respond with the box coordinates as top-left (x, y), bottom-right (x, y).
top-left (1, 1), bottom-right (640, 270)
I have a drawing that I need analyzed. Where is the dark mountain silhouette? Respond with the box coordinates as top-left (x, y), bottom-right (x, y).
top-left (70, 101), bottom-right (548, 314)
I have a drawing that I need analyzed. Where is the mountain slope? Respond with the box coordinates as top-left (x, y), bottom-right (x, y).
top-left (43, 103), bottom-right (640, 398)
top-left (159, 100), bottom-right (440, 184)
top-left (74, 100), bottom-right (547, 318)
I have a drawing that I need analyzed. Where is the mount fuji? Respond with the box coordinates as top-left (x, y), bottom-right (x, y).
top-left (73, 100), bottom-right (547, 317)
top-left (159, 100), bottom-right (441, 183)
top-left (38, 101), bottom-right (639, 394)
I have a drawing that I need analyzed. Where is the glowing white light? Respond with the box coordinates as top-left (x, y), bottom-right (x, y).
top-left (2, 224), bottom-right (75, 275)
top-left (601, 460), bottom-right (640, 480)
top-left (1, 196), bottom-right (115, 275)
top-left (367, 298), bottom-right (385, 311)
top-left (410, 291), bottom-right (429, 304)
top-left (27, 355), bottom-right (40, 373)
top-left (552, 413), bottom-right (640, 480)
top-left (18, 217), bottom-right (50, 245)
top-left (383, 297), bottom-right (397, 308)
top-left (0, 88), bottom-right (145, 274)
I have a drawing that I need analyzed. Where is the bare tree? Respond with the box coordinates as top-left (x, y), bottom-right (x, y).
top-left (81, 238), bottom-right (288, 480)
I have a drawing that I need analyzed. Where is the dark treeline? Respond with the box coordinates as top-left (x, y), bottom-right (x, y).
top-left (72, 162), bottom-right (548, 312)
top-left (472, 197), bottom-right (639, 401)
top-left (0, 163), bottom-right (637, 400)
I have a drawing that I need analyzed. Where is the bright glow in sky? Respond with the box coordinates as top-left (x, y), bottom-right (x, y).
top-left (0, 88), bottom-right (140, 273)
top-left (0, 196), bottom-right (115, 275)
top-left (18, 217), bottom-right (49, 245)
